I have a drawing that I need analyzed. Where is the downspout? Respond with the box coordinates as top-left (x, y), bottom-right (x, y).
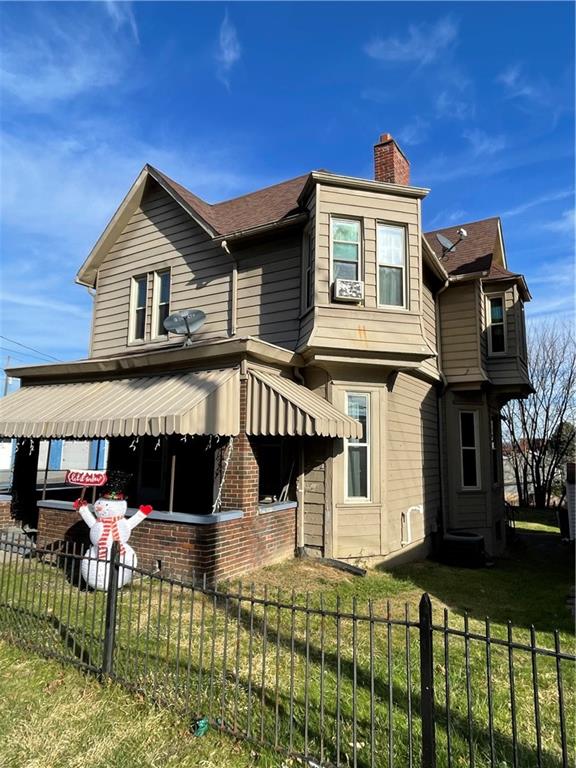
top-left (435, 280), bottom-right (450, 536)
top-left (221, 240), bottom-right (237, 337)
top-left (293, 365), bottom-right (306, 552)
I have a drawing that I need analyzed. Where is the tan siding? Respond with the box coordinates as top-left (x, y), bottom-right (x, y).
top-left (386, 374), bottom-right (440, 551)
top-left (235, 233), bottom-right (301, 349)
top-left (439, 283), bottom-right (484, 381)
top-left (92, 188), bottom-right (230, 357)
top-left (484, 284), bottom-right (531, 387)
top-left (303, 439), bottom-right (329, 550)
top-left (309, 183), bottom-right (426, 357)
top-left (419, 270), bottom-right (439, 379)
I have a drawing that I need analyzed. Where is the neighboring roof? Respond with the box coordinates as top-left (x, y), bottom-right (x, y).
top-left (424, 217), bottom-right (501, 277)
top-left (151, 167), bottom-right (310, 236)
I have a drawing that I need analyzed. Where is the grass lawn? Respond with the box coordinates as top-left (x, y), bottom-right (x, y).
top-left (512, 506), bottom-right (562, 535)
top-left (0, 639), bottom-right (282, 768)
top-left (0, 526), bottom-right (573, 768)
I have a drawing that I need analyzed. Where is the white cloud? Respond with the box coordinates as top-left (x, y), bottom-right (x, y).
top-left (0, 10), bottom-right (132, 111)
top-left (435, 89), bottom-right (475, 121)
top-left (104, 1), bottom-right (139, 43)
top-left (216, 11), bottom-right (241, 88)
top-left (365, 17), bottom-right (458, 65)
top-left (427, 209), bottom-right (468, 229)
top-left (543, 209), bottom-right (575, 234)
top-left (497, 64), bottom-right (538, 101)
top-left (463, 129), bottom-right (507, 156)
top-left (398, 118), bottom-right (429, 147)
top-left (501, 189), bottom-right (574, 218)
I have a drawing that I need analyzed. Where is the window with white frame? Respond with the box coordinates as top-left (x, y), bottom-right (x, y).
top-left (302, 229), bottom-right (314, 310)
top-left (345, 393), bottom-right (370, 500)
top-left (331, 218), bottom-right (361, 282)
top-left (459, 411), bottom-right (480, 490)
top-left (152, 269), bottom-right (171, 338)
top-left (130, 275), bottom-right (148, 342)
top-left (487, 295), bottom-right (506, 354)
top-left (491, 415), bottom-right (500, 484)
top-left (377, 223), bottom-right (406, 307)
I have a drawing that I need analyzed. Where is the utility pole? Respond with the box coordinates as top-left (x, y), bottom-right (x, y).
top-left (2, 356), bottom-right (10, 397)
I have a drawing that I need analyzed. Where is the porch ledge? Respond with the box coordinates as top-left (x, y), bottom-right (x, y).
top-left (37, 500), bottom-right (244, 525)
top-left (258, 501), bottom-right (297, 515)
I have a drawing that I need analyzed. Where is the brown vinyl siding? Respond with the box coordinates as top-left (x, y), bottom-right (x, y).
top-left (302, 438), bottom-right (330, 550)
top-left (419, 270), bottom-right (439, 379)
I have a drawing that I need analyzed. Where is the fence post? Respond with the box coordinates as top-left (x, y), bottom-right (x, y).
top-left (101, 541), bottom-right (120, 678)
top-left (419, 592), bottom-right (436, 768)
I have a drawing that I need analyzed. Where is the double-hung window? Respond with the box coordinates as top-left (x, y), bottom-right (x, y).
top-left (345, 393), bottom-right (370, 500)
top-left (459, 411), bottom-right (480, 490)
top-left (152, 269), bottom-right (171, 338)
top-left (331, 218), bottom-right (361, 281)
top-left (487, 295), bottom-right (506, 354)
top-left (491, 415), bottom-right (500, 484)
top-left (377, 223), bottom-right (406, 307)
top-left (130, 275), bottom-right (148, 342)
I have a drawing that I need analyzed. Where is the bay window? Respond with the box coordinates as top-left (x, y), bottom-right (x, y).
top-left (345, 393), bottom-right (370, 500)
top-left (487, 295), bottom-right (506, 354)
top-left (459, 411), bottom-right (480, 490)
top-left (331, 218), bottom-right (361, 281)
top-left (377, 223), bottom-right (406, 307)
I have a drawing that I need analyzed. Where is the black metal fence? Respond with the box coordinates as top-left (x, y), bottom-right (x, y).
top-left (0, 533), bottom-right (573, 768)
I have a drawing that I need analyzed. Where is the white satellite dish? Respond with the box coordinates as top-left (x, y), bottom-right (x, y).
top-left (163, 309), bottom-right (206, 346)
top-left (436, 233), bottom-right (456, 253)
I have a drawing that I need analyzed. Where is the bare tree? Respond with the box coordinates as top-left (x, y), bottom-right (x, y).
top-left (502, 320), bottom-right (576, 508)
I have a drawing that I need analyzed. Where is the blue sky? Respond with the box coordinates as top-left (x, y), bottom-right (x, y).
top-left (0, 1), bottom-right (574, 374)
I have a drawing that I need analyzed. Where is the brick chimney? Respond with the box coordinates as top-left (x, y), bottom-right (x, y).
top-left (374, 133), bottom-right (410, 185)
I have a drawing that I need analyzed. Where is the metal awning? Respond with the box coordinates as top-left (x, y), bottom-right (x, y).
top-left (247, 369), bottom-right (362, 439)
top-left (0, 369), bottom-right (240, 438)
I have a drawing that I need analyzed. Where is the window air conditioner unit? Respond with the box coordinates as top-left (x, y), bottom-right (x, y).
top-left (333, 278), bottom-right (364, 302)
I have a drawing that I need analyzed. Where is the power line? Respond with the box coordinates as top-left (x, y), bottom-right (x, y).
top-left (0, 335), bottom-right (61, 362)
top-left (0, 346), bottom-right (53, 364)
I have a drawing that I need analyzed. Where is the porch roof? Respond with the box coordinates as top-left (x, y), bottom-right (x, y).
top-left (0, 368), bottom-right (240, 439)
top-left (247, 368), bottom-right (362, 439)
top-left (0, 365), bottom-right (361, 440)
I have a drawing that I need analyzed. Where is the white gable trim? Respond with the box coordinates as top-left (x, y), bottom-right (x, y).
top-left (75, 165), bottom-right (218, 288)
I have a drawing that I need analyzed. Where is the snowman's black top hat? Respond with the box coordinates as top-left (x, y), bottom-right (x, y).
top-left (103, 470), bottom-right (133, 500)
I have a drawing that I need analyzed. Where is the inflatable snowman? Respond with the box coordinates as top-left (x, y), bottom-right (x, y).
top-left (75, 494), bottom-right (153, 590)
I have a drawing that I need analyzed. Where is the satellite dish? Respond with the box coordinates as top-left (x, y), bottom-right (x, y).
top-left (436, 233), bottom-right (456, 253)
top-left (164, 309), bottom-right (206, 346)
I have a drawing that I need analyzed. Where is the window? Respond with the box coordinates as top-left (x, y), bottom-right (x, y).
top-left (459, 411), bottom-right (480, 490)
top-left (488, 295), bottom-right (506, 354)
top-left (302, 229), bottom-right (314, 310)
top-left (130, 275), bottom-right (147, 342)
top-left (377, 223), bottom-right (406, 307)
top-left (331, 218), bottom-right (360, 282)
top-left (152, 270), bottom-right (171, 338)
top-left (345, 393), bottom-right (370, 500)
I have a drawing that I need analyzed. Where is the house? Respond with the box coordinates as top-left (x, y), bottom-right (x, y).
top-left (0, 133), bottom-right (532, 581)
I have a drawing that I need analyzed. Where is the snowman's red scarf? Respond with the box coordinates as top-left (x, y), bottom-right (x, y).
top-left (97, 516), bottom-right (126, 560)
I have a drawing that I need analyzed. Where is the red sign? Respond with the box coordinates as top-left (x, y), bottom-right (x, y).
top-left (65, 470), bottom-right (108, 487)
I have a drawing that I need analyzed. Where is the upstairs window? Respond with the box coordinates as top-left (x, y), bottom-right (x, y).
top-left (459, 411), bottom-right (480, 490)
top-left (152, 269), bottom-right (171, 338)
top-left (488, 295), bottom-right (506, 354)
top-left (345, 393), bottom-right (370, 500)
top-left (377, 223), bottom-right (406, 307)
top-left (130, 275), bottom-right (147, 342)
top-left (331, 218), bottom-right (361, 282)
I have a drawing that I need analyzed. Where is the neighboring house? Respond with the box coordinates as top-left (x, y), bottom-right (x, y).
top-left (0, 134), bottom-right (532, 580)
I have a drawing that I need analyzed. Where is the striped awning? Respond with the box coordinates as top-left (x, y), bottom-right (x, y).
top-left (0, 369), bottom-right (240, 438)
top-left (247, 369), bottom-right (362, 439)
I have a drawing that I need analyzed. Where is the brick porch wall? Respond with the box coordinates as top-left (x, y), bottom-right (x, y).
top-left (0, 497), bottom-right (13, 528)
top-left (36, 504), bottom-right (296, 583)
